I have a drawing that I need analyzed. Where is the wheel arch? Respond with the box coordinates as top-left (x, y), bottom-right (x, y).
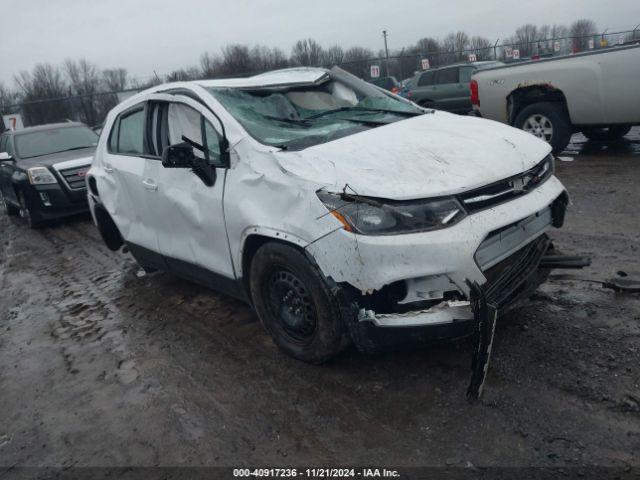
top-left (93, 203), bottom-right (124, 251)
top-left (507, 85), bottom-right (570, 125)
top-left (240, 231), bottom-right (311, 301)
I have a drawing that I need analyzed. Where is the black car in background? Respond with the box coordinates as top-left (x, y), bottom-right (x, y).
top-left (0, 122), bottom-right (98, 228)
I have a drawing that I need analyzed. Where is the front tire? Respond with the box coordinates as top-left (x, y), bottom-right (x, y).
top-left (581, 125), bottom-right (631, 141)
top-left (249, 242), bottom-right (348, 364)
top-left (18, 190), bottom-right (41, 229)
top-left (0, 189), bottom-right (20, 216)
top-left (513, 102), bottom-right (573, 154)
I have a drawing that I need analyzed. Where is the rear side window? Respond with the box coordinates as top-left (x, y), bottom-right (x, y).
top-left (109, 106), bottom-right (145, 155)
top-left (418, 71), bottom-right (435, 86)
top-left (3, 136), bottom-right (14, 156)
top-left (459, 66), bottom-right (476, 83)
top-left (0, 136), bottom-right (7, 153)
top-left (435, 68), bottom-right (459, 85)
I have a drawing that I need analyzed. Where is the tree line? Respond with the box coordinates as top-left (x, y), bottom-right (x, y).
top-left (0, 18), bottom-right (619, 128)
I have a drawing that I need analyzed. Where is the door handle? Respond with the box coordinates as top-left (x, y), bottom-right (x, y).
top-left (142, 178), bottom-right (158, 191)
top-left (104, 164), bottom-right (114, 173)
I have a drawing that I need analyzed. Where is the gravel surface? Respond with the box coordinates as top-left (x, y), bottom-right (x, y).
top-left (0, 129), bottom-right (639, 470)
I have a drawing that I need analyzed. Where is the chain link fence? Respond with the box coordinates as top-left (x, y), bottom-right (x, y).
top-left (1, 27), bottom-right (638, 131)
top-left (337, 28), bottom-right (640, 81)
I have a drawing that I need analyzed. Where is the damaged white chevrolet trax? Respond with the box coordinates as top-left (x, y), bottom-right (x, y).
top-left (88, 67), bottom-right (570, 366)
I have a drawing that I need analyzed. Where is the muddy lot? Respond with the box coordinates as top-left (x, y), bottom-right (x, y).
top-left (1, 130), bottom-right (639, 471)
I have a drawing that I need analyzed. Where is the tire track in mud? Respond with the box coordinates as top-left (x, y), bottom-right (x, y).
top-left (1, 216), bottom-right (401, 463)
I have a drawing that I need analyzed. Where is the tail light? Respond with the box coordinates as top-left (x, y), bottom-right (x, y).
top-left (470, 79), bottom-right (479, 106)
top-left (391, 86), bottom-right (400, 94)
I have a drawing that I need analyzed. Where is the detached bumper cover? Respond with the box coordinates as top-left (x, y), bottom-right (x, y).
top-left (467, 234), bottom-right (551, 399)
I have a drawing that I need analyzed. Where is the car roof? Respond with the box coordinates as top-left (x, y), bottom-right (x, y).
top-left (4, 122), bottom-right (88, 136)
top-left (197, 67), bottom-right (330, 89)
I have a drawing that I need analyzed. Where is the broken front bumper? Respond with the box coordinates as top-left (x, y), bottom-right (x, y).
top-left (356, 205), bottom-right (558, 328)
top-left (307, 176), bottom-right (567, 322)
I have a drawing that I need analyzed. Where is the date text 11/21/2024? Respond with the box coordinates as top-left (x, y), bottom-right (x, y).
top-left (232, 468), bottom-right (401, 478)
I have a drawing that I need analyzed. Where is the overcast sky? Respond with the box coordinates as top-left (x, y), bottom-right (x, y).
top-left (1, 0), bottom-right (638, 86)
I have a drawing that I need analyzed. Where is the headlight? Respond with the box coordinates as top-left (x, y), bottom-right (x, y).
top-left (27, 167), bottom-right (58, 185)
top-left (317, 191), bottom-right (466, 235)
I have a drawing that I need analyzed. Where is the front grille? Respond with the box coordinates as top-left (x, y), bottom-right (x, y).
top-left (58, 165), bottom-right (90, 190)
top-left (459, 155), bottom-right (553, 213)
top-left (474, 207), bottom-right (552, 270)
top-left (482, 234), bottom-right (550, 309)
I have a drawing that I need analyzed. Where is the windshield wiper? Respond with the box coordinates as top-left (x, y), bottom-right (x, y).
top-left (23, 145), bottom-right (95, 158)
top-left (305, 106), bottom-right (423, 120)
top-left (261, 114), bottom-right (311, 126)
top-left (59, 145), bottom-right (95, 152)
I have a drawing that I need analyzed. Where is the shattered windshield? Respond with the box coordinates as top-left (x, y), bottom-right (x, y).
top-left (205, 67), bottom-right (424, 150)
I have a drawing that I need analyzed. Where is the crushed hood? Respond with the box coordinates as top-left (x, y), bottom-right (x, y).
top-left (274, 111), bottom-right (551, 200)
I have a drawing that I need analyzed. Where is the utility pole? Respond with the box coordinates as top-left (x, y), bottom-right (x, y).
top-left (382, 30), bottom-right (390, 76)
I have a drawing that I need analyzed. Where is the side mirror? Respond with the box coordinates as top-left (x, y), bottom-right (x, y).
top-left (161, 142), bottom-right (216, 187)
top-left (0, 152), bottom-right (13, 162)
top-left (161, 142), bottom-right (196, 169)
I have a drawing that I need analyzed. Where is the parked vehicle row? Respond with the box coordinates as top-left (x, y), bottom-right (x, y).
top-left (471, 43), bottom-right (640, 152)
top-left (0, 123), bottom-right (97, 227)
top-left (406, 61), bottom-right (503, 113)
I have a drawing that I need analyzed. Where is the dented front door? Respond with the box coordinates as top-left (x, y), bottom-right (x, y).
top-left (146, 96), bottom-right (235, 286)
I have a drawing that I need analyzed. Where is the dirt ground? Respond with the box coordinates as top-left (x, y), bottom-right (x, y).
top-left (1, 129), bottom-right (639, 471)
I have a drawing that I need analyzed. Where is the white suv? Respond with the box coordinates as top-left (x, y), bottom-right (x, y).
top-left (87, 66), bottom-right (569, 365)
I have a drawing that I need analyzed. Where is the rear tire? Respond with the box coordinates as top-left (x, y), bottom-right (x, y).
top-left (581, 125), bottom-right (631, 141)
top-left (513, 102), bottom-right (573, 154)
top-left (0, 189), bottom-right (20, 216)
top-left (249, 242), bottom-right (348, 364)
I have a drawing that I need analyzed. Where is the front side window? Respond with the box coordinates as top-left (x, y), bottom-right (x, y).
top-left (435, 68), bottom-right (459, 85)
top-left (14, 126), bottom-right (98, 159)
top-left (459, 66), bottom-right (476, 83)
top-left (418, 71), bottom-right (435, 86)
top-left (167, 103), bottom-right (222, 163)
top-left (205, 66), bottom-right (423, 151)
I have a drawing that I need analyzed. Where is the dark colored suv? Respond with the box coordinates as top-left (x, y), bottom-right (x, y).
top-left (407, 61), bottom-right (503, 113)
top-left (0, 122), bottom-right (98, 227)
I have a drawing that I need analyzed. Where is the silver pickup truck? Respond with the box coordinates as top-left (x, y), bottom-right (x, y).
top-left (470, 43), bottom-right (640, 153)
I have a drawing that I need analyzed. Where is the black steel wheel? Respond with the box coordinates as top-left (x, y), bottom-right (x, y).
top-left (264, 269), bottom-right (317, 344)
top-left (250, 242), bottom-right (349, 363)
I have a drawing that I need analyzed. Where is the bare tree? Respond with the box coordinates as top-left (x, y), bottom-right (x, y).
top-left (218, 44), bottom-right (253, 76)
top-left (200, 52), bottom-right (217, 78)
top-left (469, 36), bottom-right (493, 60)
top-left (103, 68), bottom-right (129, 91)
top-left (165, 67), bottom-right (201, 82)
top-left (341, 46), bottom-right (374, 78)
top-left (322, 45), bottom-right (345, 67)
top-left (510, 24), bottom-right (539, 57)
top-left (15, 63), bottom-right (70, 125)
top-left (290, 38), bottom-right (324, 66)
top-left (441, 31), bottom-right (469, 62)
top-left (570, 19), bottom-right (598, 51)
top-left (65, 59), bottom-right (103, 125)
